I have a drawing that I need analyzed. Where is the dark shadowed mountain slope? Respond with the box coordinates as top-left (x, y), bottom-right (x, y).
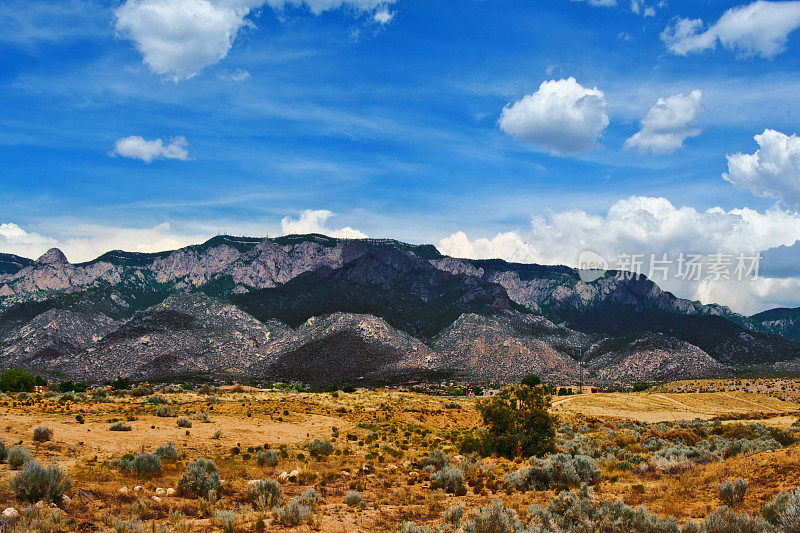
top-left (0, 253), bottom-right (34, 278)
top-left (584, 333), bottom-right (729, 382)
top-left (233, 247), bottom-right (525, 339)
top-left (750, 307), bottom-right (800, 342)
top-left (430, 312), bottom-right (588, 382)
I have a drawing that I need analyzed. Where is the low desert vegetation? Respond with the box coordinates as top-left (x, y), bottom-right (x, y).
top-left (0, 378), bottom-right (799, 531)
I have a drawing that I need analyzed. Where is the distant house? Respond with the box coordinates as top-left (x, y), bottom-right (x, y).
top-left (558, 385), bottom-right (598, 394)
top-left (219, 384), bottom-right (268, 392)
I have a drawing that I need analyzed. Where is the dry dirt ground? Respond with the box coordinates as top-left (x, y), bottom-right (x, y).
top-left (0, 385), bottom-right (799, 531)
top-left (552, 390), bottom-right (800, 424)
top-left (653, 378), bottom-right (800, 403)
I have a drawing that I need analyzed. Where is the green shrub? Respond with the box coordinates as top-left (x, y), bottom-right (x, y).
top-left (718, 479), bottom-right (748, 506)
top-left (305, 439), bottom-right (334, 458)
top-left (300, 488), bottom-right (321, 509)
top-left (526, 487), bottom-right (680, 532)
top-left (344, 490), bottom-right (362, 507)
top-left (146, 395), bottom-right (168, 404)
top-left (781, 489), bottom-right (800, 532)
top-left (110, 422), bottom-right (132, 431)
top-left (0, 439), bottom-right (6, 462)
top-left (420, 450), bottom-right (449, 470)
top-left (177, 417), bottom-right (192, 428)
top-left (156, 406), bottom-right (175, 417)
top-left (33, 426), bottom-right (53, 442)
top-left (155, 442), bottom-right (178, 461)
top-left (761, 491), bottom-right (792, 526)
top-left (444, 503), bottom-right (464, 526)
top-left (249, 478), bottom-right (282, 508)
top-left (430, 466), bottom-right (467, 495)
top-left (130, 386), bottom-right (151, 397)
top-left (11, 460), bottom-right (72, 503)
top-left (257, 450), bottom-right (280, 467)
top-left (178, 458), bottom-right (221, 498)
top-left (461, 500), bottom-right (523, 533)
top-left (133, 453), bottom-right (162, 477)
top-left (213, 510), bottom-right (237, 533)
top-left (274, 499), bottom-right (312, 526)
top-left (8, 446), bottom-right (33, 469)
top-left (505, 453), bottom-right (600, 491)
top-left (703, 505), bottom-right (770, 533)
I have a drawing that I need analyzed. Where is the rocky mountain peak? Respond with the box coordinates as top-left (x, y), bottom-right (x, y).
top-left (36, 248), bottom-right (69, 266)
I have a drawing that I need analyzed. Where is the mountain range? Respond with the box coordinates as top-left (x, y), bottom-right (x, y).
top-left (1, 234), bottom-right (799, 387)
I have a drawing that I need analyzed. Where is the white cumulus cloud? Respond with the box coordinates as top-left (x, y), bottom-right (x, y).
top-left (115, 0), bottom-right (256, 81)
top-left (280, 209), bottom-right (367, 239)
top-left (110, 136), bottom-right (190, 163)
top-left (724, 129), bottom-right (800, 211)
top-left (498, 77), bottom-right (609, 156)
top-left (437, 196), bottom-right (800, 313)
top-left (625, 90), bottom-right (703, 154)
top-left (115, 0), bottom-right (397, 80)
top-left (661, 1), bottom-right (800, 59)
top-left (0, 222), bottom-right (208, 263)
top-left (0, 223), bottom-right (60, 260)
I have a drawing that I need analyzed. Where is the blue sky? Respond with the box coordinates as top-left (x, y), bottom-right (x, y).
top-left (3, 0), bottom-right (800, 312)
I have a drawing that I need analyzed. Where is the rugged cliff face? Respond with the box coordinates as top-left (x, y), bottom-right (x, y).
top-left (0, 234), bottom-right (797, 385)
top-left (584, 333), bottom-right (729, 382)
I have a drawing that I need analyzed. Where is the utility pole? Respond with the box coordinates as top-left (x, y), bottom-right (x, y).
top-left (578, 347), bottom-right (583, 394)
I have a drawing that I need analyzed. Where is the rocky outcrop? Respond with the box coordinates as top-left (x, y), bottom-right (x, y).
top-left (0, 308), bottom-right (117, 370)
top-left (585, 333), bottom-right (729, 382)
top-left (430, 312), bottom-right (587, 382)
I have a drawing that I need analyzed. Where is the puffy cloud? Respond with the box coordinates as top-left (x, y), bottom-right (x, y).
top-left (625, 90), bottom-right (703, 154)
top-left (0, 223), bottom-right (60, 260)
top-left (438, 196), bottom-right (800, 313)
top-left (110, 136), bottom-right (190, 163)
top-left (280, 209), bottom-right (367, 238)
top-left (661, 1), bottom-right (800, 59)
top-left (115, 0), bottom-right (397, 80)
top-left (114, 0), bottom-right (256, 81)
top-left (724, 129), bottom-right (800, 211)
top-left (0, 222), bottom-right (206, 263)
top-left (498, 77), bottom-right (609, 156)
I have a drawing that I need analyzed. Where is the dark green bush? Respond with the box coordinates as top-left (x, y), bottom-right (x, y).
top-left (33, 426), bottom-right (53, 442)
top-left (475, 384), bottom-right (556, 458)
top-left (0, 368), bottom-right (35, 392)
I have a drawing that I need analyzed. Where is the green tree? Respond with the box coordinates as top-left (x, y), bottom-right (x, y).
top-left (0, 369), bottom-right (36, 392)
top-left (521, 375), bottom-right (541, 387)
top-left (111, 377), bottom-right (130, 390)
top-left (475, 384), bottom-right (556, 458)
